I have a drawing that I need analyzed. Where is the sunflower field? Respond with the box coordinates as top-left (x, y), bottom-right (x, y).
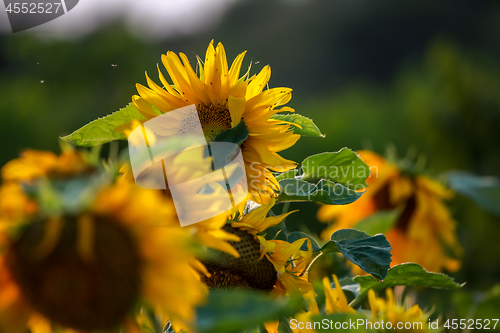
top-left (1, 1), bottom-right (500, 332)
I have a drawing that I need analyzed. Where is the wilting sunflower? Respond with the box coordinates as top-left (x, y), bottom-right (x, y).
top-left (198, 198), bottom-right (314, 333)
top-left (0, 149), bottom-right (206, 332)
top-left (199, 198), bottom-right (313, 295)
top-left (116, 40), bottom-right (300, 204)
top-left (318, 150), bottom-right (462, 273)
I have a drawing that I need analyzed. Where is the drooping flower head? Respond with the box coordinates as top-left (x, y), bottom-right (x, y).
top-left (117, 40), bottom-right (300, 204)
top-left (199, 198), bottom-right (313, 297)
top-left (318, 150), bottom-right (462, 273)
top-left (0, 148), bottom-right (206, 332)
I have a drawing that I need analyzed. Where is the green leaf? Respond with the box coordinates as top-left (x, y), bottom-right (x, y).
top-left (447, 171), bottom-right (500, 216)
top-left (353, 209), bottom-right (401, 236)
top-left (61, 103), bottom-right (145, 147)
top-left (317, 229), bottom-right (392, 281)
top-left (351, 263), bottom-right (463, 308)
top-left (275, 169), bottom-right (298, 182)
top-left (276, 179), bottom-right (364, 205)
top-left (301, 148), bottom-right (370, 189)
top-left (271, 113), bottom-right (325, 138)
top-left (196, 290), bottom-right (304, 333)
top-left (212, 120), bottom-right (249, 146)
top-left (309, 313), bottom-right (370, 332)
top-left (287, 231), bottom-right (321, 251)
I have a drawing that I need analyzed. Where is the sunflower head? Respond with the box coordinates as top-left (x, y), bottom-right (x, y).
top-left (368, 288), bottom-right (433, 332)
top-left (117, 40), bottom-right (301, 204)
top-left (0, 150), bottom-right (206, 332)
top-left (318, 150), bottom-right (462, 273)
top-left (199, 198), bottom-right (314, 298)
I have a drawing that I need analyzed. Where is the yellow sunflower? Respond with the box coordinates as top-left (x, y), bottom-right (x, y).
top-left (199, 198), bottom-right (308, 293)
top-left (317, 150), bottom-right (462, 273)
top-left (290, 274), bottom-right (355, 333)
top-left (116, 40), bottom-right (300, 204)
top-left (368, 288), bottom-right (432, 332)
top-left (0, 149), bottom-right (206, 333)
top-left (197, 198), bottom-right (315, 333)
top-left (291, 280), bottom-right (432, 333)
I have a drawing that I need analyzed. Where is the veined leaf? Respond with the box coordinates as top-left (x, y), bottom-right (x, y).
top-left (276, 178), bottom-right (364, 205)
top-left (351, 263), bottom-right (462, 307)
top-left (271, 113), bottom-right (325, 138)
top-left (317, 229), bottom-right (392, 281)
top-left (61, 103), bottom-right (145, 147)
top-left (301, 148), bottom-right (370, 189)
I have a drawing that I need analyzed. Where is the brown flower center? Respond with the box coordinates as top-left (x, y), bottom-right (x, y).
top-left (196, 103), bottom-right (232, 142)
top-left (6, 216), bottom-right (141, 331)
top-left (201, 225), bottom-right (277, 291)
top-left (373, 182), bottom-right (417, 232)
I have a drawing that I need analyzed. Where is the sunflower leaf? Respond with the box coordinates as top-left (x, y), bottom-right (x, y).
top-left (301, 148), bottom-right (370, 189)
top-left (350, 263), bottom-right (463, 308)
top-left (271, 113), bottom-right (325, 138)
top-left (196, 290), bottom-right (304, 333)
top-left (317, 229), bottom-right (392, 281)
top-left (276, 178), bottom-right (364, 205)
top-left (447, 171), bottom-right (500, 216)
top-left (60, 103), bottom-right (145, 147)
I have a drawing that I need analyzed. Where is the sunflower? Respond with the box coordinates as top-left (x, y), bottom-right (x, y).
top-left (116, 40), bottom-right (300, 204)
top-left (199, 198), bottom-right (315, 296)
top-left (290, 274), bottom-right (355, 333)
top-left (291, 280), bottom-right (432, 333)
top-left (368, 288), bottom-right (433, 332)
top-left (0, 149), bottom-right (206, 332)
top-left (198, 198), bottom-right (314, 333)
top-left (317, 150), bottom-right (462, 273)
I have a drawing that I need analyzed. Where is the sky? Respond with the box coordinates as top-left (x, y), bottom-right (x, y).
top-left (0, 0), bottom-right (239, 40)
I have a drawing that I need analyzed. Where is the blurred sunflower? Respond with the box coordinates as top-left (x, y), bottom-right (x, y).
top-left (291, 278), bottom-right (432, 333)
top-left (318, 150), bottom-right (462, 273)
top-left (290, 274), bottom-right (355, 333)
top-left (368, 288), bottom-right (433, 332)
top-left (0, 148), bottom-right (206, 332)
top-left (116, 40), bottom-right (300, 204)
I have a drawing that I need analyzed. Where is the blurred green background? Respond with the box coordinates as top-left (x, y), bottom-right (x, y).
top-left (1, 0), bottom-right (500, 324)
